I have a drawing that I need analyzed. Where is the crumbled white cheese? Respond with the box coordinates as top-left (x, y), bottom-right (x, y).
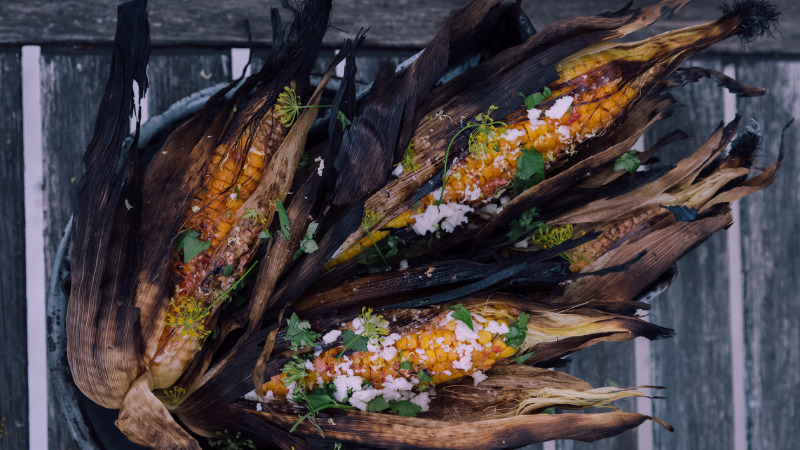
top-left (452, 353), bottom-right (473, 371)
top-left (500, 128), bottom-right (526, 143)
top-left (499, 196), bottom-right (511, 205)
top-left (410, 203), bottom-right (474, 235)
top-left (351, 318), bottom-right (364, 333)
top-left (435, 337), bottom-right (445, 346)
top-left (411, 391), bottom-right (432, 412)
top-left (382, 377), bottom-right (414, 401)
top-left (314, 157), bottom-right (325, 176)
top-left (381, 345), bottom-right (398, 361)
top-left (384, 333), bottom-right (401, 347)
top-left (304, 360), bottom-right (315, 371)
top-left (484, 320), bottom-right (510, 334)
top-left (514, 239), bottom-right (529, 249)
top-left (191, 205), bottom-right (199, 213)
top-left (471, 370), bottom-right (488, 386)
top-left (545, 96), bottom-right (574, 120)
top-left (392, 164), bottom-right (404, 177)
top-left (479, 203), bottom-right (501, 216)
top-left (333, 375), bottom-right (364, 402)
top-left (243, 390), bottom-right (261, 401)
top-left (367, 341), bottom-right (382, 353)
top-left (527, 108), bottom-right (544, 127)
top-left (464, 184), bottom-right (481, 202)
top-left (285, 382), bottom-right (298, 402)
top-left (399, 259), bottom-right (409, 269)
top-left (557, 125), bottom-right (571, 138)
top-left (472, 313), bottom-right (487, 323)
top-left (443, 370), bottom-right (452, 376)
top-left (256, 402), bottom-right (262, 411)
top-left (348, 388), bottom-right (383, 411)
top-left (454, 319), bottom-right (480, 342)
top-left (322, 329), bottom-right (342, 344)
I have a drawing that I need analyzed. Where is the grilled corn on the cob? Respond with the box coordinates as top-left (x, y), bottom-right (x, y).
top-left (327, 15), bottom-right (752, 268)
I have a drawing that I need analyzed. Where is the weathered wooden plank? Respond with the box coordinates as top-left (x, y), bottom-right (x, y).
top-left (146, 48), bottom-right (231, 116)
top-left (644, 56), bottom-right (734, 450)
top-left (555, 342), bottom-right (638, 450)
top-left (0, 0), bottom-right (795, 54)
top-left (41, 46), bottom-right (112, 450)
top-left (0, 47), bottom-right (29, 450)
top-left (736, 58), bottom-right (800, 450)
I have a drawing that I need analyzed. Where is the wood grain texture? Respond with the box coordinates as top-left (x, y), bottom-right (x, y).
top-left (735, 58), bottom-right (800, 450)
top-left (146, 48), bottom-right (231, 116)
top-left (0, 0), bottom-right (795, 53)
top-left (0, 48), bottom-right (29, 450)
top-left (41, 46), bottom-right (111, 450)
top-left (555, 342), bottom-right (638, 450)
top-left (644, 56), bottom-right (735, 450)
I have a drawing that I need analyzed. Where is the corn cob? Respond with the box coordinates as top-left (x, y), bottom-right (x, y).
top-left (262, 307), bottom-right (517, 408)
top-left (151, 108), bottom-right (288, 388)
top-left (257, 302), bottom-right (646, 413)
top-left (326, 17), bottom-right (746, 268)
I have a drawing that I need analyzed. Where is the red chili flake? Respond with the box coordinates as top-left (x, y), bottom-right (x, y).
top-left (492, 346), bottom-right (501, 354)
top-left (566, 112), bottom-right (582, 125)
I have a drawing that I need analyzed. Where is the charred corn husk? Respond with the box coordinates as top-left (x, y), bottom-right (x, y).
top-left (327, 9), bottom-right (767, 269)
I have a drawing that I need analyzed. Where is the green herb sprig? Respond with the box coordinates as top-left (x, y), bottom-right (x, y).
top-left (614, 150), bottom-right (641, 173)
top-left (285, 313), bottom-right (321, 350)
top-left (437, 105), bottom-right (507, 205)
top-left (275, 86), bottom-right (332, 128)
top-left (446, 304), bottom-right (474, 331)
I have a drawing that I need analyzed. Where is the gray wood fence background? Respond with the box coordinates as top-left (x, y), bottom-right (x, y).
top-left (0, 0), bottom-right (798, 449)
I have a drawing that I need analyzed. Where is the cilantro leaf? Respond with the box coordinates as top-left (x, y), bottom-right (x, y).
top-left (293, 221), bottom-right (319, 259)
top-left (614, 150), bottom-right (641, 173)
top-left (446, 304), bottom-right (474, 331)
top-left (504, 311), bottom-right (530, 348)
top-left (399, 361), bottom-right (413, 370)
top-left (390, 400), bottom-right (422, 417)
top-left (305, 389), bottom-right (338, 410)
top-left (336, 110), bottom-right (352, 131)
top-left (223, 264), bottom-right (234, 277)
top-left (520, 87), bottom-right (552, 110)
top-left (511, 352), bottom-right (535, 364)
top-left (366, 395), bottom-right (391, 413)
top-left (517, 146), bottom-right (544, 184)
top-left (285, 313), bottom-right (321, 350)
top-left (417, 370), bottom-right (433, 391)
top-left (258, 230), bottom-right (270, 242)
top-left (541, 407), bottom-right (555, 414)
top-left (506, 207), bottom-right (547, 242)
top-left (175, 230), bottom-right (211, 263)
top-left (275, 200), bottom-right (291, 239)
top-left (359, 234), bottom-right (405, 273)
top-left (341, 329), bottom-right (369, 352)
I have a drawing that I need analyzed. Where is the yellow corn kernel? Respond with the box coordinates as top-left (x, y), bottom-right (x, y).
top-left (499, 346), bottom-right (516, 358)
top-left (477, 330), bottom-right (493, 345)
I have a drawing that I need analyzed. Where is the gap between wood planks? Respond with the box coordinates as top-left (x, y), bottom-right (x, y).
top-left (724, 63), bottom-right (747, 450)
top-left (22, 44), bottom-right (47, 450)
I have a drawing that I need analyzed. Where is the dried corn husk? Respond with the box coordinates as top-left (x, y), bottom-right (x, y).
top-left (67, 0), bottom-right (784, 448)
